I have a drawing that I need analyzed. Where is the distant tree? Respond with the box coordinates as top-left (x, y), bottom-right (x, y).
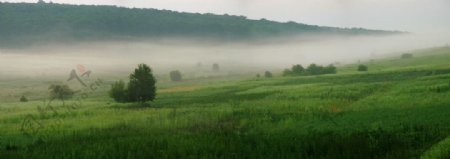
top-left (212, 63), bottom-right (220, 72)
top-left (401, 53), bottom-right (413, 59)
top-left (109, 80), bottom-right (127, 102)
top-left (256, 73), bottom-right (261, 78)
top-left (306, 64), bottom-right (323, 75)
top-left (20, 95), bottom-right (28, 102)
top-left (264, 71), bottom-right (273, 78)
top-left (170, 70), bottom-right (182, 82)
top-left (48, 84), bottom-right (74, 104)
top-left (323, 65), bottom-right (337, 74)
top-left (282, 69), bottom-right (293, 76)
top-left (37, 0), bottom-right (45, 4)
top-left (127, 64), bottom-right (156, 103)
top-left (357, 65), bottom-right (368, 71)
top-left (291, 64), bottom-right (305, 75)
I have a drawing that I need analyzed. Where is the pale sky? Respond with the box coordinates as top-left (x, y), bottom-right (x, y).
top-left (2, 0), bottom-right (450, 33)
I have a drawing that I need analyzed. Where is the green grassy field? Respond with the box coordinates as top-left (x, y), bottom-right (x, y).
top-left (1, 47), bottom-right (450, 159)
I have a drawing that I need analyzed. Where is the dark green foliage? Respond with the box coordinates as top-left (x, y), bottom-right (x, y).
top-left (19, 95), bottom-right (28, 102)
top-left (323, 65), bottom-right (337, 74)
top-left (401, 53), bottom-right (413, 59)
top-left (264, 71), bottom-right (273, 78)
top-left (292, 64), bottom-right (305, 75)
top-left (0, 3), bottom-right (401, 47)
top-left (169, 70), bottom-right (182, 82)
top-left (109, 80), bottom-right (127, 102)
top-left (256, 74), bottom-right (261, 78)
top-left (212, 63), bottom-right (220, 72)
top-left (306, 64), bottom-right (324, 75)
top-left (127, 64), bottom-right (156, 103)
top-left (48, 84), bottom-right (74, 102)
top-left (109, 64), bottom-right (156, 103)
top-left (283, 64), bottom-right (337, 76)
top-left (358, 64), bottom-right (369, 71)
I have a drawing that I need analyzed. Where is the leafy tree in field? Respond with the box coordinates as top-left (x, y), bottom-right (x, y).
top-left (109, 80), bottom-right (127, 102)
top-left (256, 73), bottom-right (261, 78)
top-left (291, 64), bottom-right (305, 75)
top-left (358, 65), bottom-right (368, 71)
top-left (170, 70), bottom-right (182, 82)
top-left (212, 63), bottom-right (220, 72)
top-left (265, 71), bottom-right (273, 78)
top-left (48, 84), bottom-right (74, 104)
top-left (20, 95), bottom-right (28, 102)
top-left (127, 64), bottom-right (156, 103)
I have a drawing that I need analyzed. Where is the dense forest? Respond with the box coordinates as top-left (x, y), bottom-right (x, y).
top-left (0, 2), bottom-right (401, 47)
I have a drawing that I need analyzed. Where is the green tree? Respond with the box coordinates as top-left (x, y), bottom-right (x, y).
top-left (127, 64), bottom-right (156, 103)
top-left (169, 70), bottom-right (182, 82)
top-left (109, 80), bottom-right (127, 102)
top-left (306, 64), bottom-right (323, 75)
top-left (264, 71), bottom-right (273, 78)
top-left (291, 64), bottom-right (305, 75)
top-left (357, 65), bottom-right (368, 71)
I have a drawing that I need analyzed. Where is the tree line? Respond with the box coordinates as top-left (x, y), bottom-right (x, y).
top-left (0, 2), bottom-right (401, 47)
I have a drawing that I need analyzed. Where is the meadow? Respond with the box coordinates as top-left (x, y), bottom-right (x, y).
top-left (1, 46), bottom-right (450, 159)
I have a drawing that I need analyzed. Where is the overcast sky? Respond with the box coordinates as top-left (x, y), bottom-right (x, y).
top-left (3, 0), bottom-right (450, 33)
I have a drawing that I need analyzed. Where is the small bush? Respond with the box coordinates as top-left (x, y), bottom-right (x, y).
top-left (264, 71), bottom-right (273, 78)
top-left (169, 70), bottom-right (182, 82)
top-left (20, 95), bottom-right (28, 102)
top-left (109, 80), bottom-right (127, 102)
top-left (48, 84), bottom-right (74, 102)
top-left (358, 65), bottom-right (368, 71)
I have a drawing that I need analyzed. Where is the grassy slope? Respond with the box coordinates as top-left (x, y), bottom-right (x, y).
top-left (0, 47), bottom-right (450, 158)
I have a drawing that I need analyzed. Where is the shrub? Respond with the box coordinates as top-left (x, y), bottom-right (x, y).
top-left (48, 84), bottom-right (74, 103)
top-left (20, 95), bottom-right (28, 102)
top-left (169, 70), bottom-right (182, 82)
top-left (323, 65), bottom-right (337, 74)
top-left (264, 71), bottom-right (273, 78)
top-left (256, 74), bottom-right (261, 78)
top-left (358, 65), bottom-right (368, 71)
top-left (109, 80), bottom-right (127, 102)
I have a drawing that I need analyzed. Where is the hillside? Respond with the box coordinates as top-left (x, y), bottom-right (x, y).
top-left (0, 2), bottom-right (401, 47)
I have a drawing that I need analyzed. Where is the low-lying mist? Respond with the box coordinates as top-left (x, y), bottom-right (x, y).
top-left (0, 32), bottom-right (449, 80)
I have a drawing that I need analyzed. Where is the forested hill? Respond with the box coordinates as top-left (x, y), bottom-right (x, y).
top-left (0, 2), bottom-right (401, 47)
